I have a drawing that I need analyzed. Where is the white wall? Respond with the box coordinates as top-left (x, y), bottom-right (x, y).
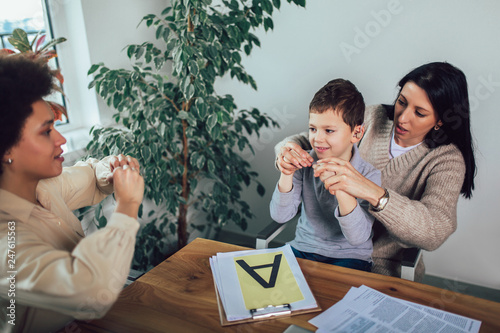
top-left (49, 0), bottom-right (169, 129)
top-left (79, 0), bottom-right (170, 125)
top-left (53, 0), bottom-right (500, 289)
top-left (216, 0), bottom-right (500, 290)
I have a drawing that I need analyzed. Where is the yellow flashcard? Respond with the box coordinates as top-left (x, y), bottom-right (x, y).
top-left (234, 251), bottom-right (304, 309)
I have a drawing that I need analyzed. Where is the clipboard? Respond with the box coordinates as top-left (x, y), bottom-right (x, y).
top-left (213, 276), bottom-right (321, 326)
top-left (210, 245), bottom-right (321, 326)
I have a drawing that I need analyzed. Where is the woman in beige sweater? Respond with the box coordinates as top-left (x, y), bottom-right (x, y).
top-left (277, 62), bottom-right (476, 281)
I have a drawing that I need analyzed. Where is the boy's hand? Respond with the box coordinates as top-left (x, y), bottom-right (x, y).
top-left (312, 165), bottom-right (357, 215)
top-left (334, 189), bottom-right (357, 216)
top-left (314, 168), bottom-right (337, 195)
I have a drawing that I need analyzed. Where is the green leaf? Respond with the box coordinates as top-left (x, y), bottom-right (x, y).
top-left (237, 137), bottom-right (248, 151)
top-left (264, 17), bottom-right (274, 31)
top-left (257, 183), bottom-right (266, 196)
top-left (127, 45), bottom-right (136, 58)
top-left (138, 204), bottom-right (143, 218)
top-left (207, 159), bottom-right (215, 173)
top-left (261, 0), bottom-right (274, 15)
top-left (209, 124), bottom-right (221, 140)
top-left (113, 93), bottom-right (122, 109)
top-left (38, 37), bottom-right (67, 52)
top-left (244, 44), bottom-right (251, 55)
top-left (186, 84), bottom-right (195, 100)
top-left (88, 64), bottom-right (101, 75)
top-left (166, 38), bottom-right (176, 51)
top-left (169, 223), bottom-right (176, 235)
top-left (178, 111), bottom-right (189, 120)
top-left (8, 29), bottom-right (31, 52)
top-left (195, 98), bottom-right (207, 119)
top-left (136, 46), bottom-right (145, 59)
top-left (156, 25), bottom-right (164, 39)
top-left (196, 154), bottom-right (206, 169)
top-left (207, 114), bottom-right (217, 129)
top-left (154, 56), bottom-right (165, 70)
top-left (232, 52), bottom-right (242, 64)
top-left (181, 76), bottom-right (190, 95)
top-left (207, 45), bottom-right (218, 59)
top-left (98, 216), bottom-right (107, 228)
top-left (188, 60), bottom-right (199, 76)
top-left (190, 153), bottom-right (206, 170)
top-left (116, 77), bottom-right (126, 91)
top-left (161, 7), bottom-right (172, 16)
top-left (141, 145), bottom-right (152, 162)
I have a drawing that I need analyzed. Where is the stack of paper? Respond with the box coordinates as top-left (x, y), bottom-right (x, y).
top-left (209, 244), bottom-right (320, 325)
top-left (310, 285), bottom-right (482, 333)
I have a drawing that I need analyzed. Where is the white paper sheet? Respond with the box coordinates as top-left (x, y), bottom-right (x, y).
top-left (310, 285), bottom-right (482, 333)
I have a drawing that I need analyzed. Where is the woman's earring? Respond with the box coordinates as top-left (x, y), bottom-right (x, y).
top-left (434, 125), bottom-right (440, 131)
top-left (7, 158), bottom-right (12, 164)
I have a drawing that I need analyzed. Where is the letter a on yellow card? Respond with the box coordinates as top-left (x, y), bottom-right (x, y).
top-left (234, 251), bottom-right (304, 309)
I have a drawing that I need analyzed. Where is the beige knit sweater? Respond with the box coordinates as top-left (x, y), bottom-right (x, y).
top-left (279, 105), bottom-right (466, 281)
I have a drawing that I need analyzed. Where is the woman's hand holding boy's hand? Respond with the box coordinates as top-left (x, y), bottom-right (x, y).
top-left (277, 142), bottom-right (313, 193)
top-left (313, 157), bottom-right (383, 206)
top-left (277, 142), bottom-right (314, 175)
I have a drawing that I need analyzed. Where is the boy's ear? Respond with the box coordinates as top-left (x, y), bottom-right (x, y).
top-left (351, 124), bottom-right (365, 143)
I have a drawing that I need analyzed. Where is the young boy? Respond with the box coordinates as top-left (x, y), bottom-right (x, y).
top-left (270, 79), bottom-right (381, 272)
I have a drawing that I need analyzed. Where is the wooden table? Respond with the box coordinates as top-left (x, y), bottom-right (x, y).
top-left (71, 238), bottom-right (500, 332)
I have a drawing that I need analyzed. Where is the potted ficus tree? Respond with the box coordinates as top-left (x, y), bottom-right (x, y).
top-left (85, 0), bottom-right (306, 271)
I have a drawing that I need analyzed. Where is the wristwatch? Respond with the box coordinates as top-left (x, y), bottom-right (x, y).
top-left (372, 188), bottom-right (389, 212)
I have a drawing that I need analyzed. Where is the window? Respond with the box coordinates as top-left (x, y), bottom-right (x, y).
top-left (0, 0), bottom-right (68, 125)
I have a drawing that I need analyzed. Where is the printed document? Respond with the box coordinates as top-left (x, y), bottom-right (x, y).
top-left (310, 285), bottom-right (481, 333)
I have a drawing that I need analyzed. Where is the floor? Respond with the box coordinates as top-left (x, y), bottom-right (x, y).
top-left (215, 230), bottom-right (500, 303)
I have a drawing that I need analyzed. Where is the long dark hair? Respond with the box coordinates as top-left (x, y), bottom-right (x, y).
top-left (396, 62), bottom-right (476, 199)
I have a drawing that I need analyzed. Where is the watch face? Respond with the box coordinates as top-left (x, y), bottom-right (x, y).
top-left (373, 190), bottom-right (389, 211)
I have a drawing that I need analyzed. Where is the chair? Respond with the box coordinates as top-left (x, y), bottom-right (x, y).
top-left (125, 268), bottom-right (145, 287)
top-left (255, 221), bottom-right (422, 281)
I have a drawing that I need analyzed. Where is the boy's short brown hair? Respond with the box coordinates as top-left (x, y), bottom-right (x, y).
top-left (309, 78), bottom-right (365, 130)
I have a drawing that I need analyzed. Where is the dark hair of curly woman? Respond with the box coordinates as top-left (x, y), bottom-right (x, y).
top-left (0, 54), bottom-right (54, 174)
